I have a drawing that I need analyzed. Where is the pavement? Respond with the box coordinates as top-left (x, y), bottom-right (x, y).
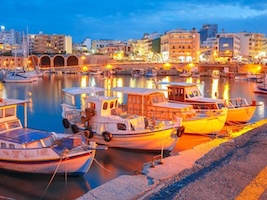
top-left (77, 119), bottom-right (267, 200)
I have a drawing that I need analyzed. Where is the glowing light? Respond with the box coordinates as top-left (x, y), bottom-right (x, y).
top-left (188, 63), bottom-right (194, 67)
top-left (163, 63), bottom-right (171, 69)
top-left (222, 82), bottom-right (229, 100)
top-left (106, 64), bottom-right (112, 69)
top-left (81, 76), bottom-right (87, 87)
top-left (211, 79), bottom-right (219, 98)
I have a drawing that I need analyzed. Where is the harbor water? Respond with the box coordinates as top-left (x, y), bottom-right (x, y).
top-left (0, 73), bottom-right (266, 200)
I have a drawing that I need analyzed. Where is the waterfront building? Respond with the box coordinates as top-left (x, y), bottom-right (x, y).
top-left (0, 26), bottom-right (21, 46)
top-left (72, 43), bottom-right (88, 54)
top-left (213, 32), bottom-right (241, 63)
top-left (0, 55), bottom-right (23, 68)
top-left (199, 24), bottom-right (218, 44)
top-left (142, 32), bottom-right (162, 62)
top-left (128, 39), bottom-right (146, 61)
top-left (200, 37), bottom-right (217, 62)
top-left (28, 32), bottom-right (72, 55)
top-left (82, 37), bottom-right (92, 52)
top-left (238, 32), bottom-right (266, 63)
top-left (160, 28), bottom-right (200, 63)
top-left (98, 42), bottom-right (132, 61)
top-left (91, 39), bottom-right (121, 54)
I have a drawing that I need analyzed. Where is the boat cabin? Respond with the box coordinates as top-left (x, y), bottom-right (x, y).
top-left (112, 87), bottom-right (196, 122)
top-left (162, 82), bottom-right (226, 110)
top-left (0, 99), bottom-right (56, 149)
top-left (84, 95), bottom-right (146, 133)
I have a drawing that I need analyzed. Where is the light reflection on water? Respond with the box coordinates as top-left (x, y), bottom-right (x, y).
top-left (0, 74), bottom-right (266, 199)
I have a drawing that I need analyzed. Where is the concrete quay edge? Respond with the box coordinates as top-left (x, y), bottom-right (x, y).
top-left (77, 119), bottom-right (267, 200)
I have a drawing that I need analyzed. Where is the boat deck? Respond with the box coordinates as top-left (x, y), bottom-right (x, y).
top-left (0, 128), bottom-right (52, 144)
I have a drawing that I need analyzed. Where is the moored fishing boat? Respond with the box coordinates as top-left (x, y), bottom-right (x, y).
top-left (2, 71), bottom-right (37, 83)
top-left (89, 69), bottom-right (103, 75)
top-left (61, 86), bottom-right (184, 151)
top-left (145, 68), bottom-right (157, 77)
top-left (131, 68), bottom-right (145, 77)
top-left (0, 98), bottom-right (98, 176)
top-left (112, 87), bottom-right (227, 135)
top-left (254, 82), bottom-right (267, 94)
top-left (157, 82), bottom-right (257, 124)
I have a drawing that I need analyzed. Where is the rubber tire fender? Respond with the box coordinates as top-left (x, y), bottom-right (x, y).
top-left (62, 118), bottom-right (70, 129)
top-left (177, 126), bottom-right (185, 137)
top-left (71, 124), bottom-right (79, 133)
top-left (84, 128), bottom-right (94, 139)
top-left (144, 117), bottom-right (149, 128)
top-left (102, 131), bottom-right (112, 142)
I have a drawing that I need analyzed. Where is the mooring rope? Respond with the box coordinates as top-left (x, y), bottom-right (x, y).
top-left (0, 195), bottom-right (15, 200)
top-left (39, 156), bottom-right (64, 200)
top-left (93, 157), bottom-right (151, 175)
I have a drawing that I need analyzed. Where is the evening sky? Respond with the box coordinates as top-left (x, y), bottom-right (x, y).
top-left (1, 0), bottom-right (267, 42)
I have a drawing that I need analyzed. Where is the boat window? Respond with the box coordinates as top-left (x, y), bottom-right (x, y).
top-left (1, 142), bottom-right (6, 148)
top-left (152, 96), bottom-right (159, 103)
top-left (110, 101), bottom-right (114, 109)
top-left (158, 94), bottom-right (165, 102)
top-left (169, 91), bottom-right (174, 100)
top-left (88, 103), bottom-right (95, 109)
top-left (117, 123), bottom-right (126, 130)
top-left (9, 144), bottom-right (15, 149)
top-left (217, 103), bottom-right (225, 109)
top-left (188, 91), bottom-right (194, 98)
top-left (7, 121), bottom-right (20, 129)
top-left (0, 109), bottom-right (3, 118)
top-left (193, 91), bottom-right (199, 97)
top-left (42, 137), bottom-right (53, 147)
top-left (5, 107), bottom-right (15, 117)
top-left (103, 102), bottom-right (108, 110)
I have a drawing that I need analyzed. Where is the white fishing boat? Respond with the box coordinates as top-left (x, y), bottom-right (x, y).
top-left (112, 87), bottom-right (228, 135)
top-left (158, 82), bottom-right (257, 124)
top-left (89, 69), bottom-right (103, 75)
top-left (145, 68), bottom-right (157, 77)
top-left (254, 75), bottom-right (267, 94)
top-left (61, 86), bottom-right (184, 151)
top-left (191, 71), bottom-right (200, 78)
top-left (179, 71), bottom-right (191, 77)
top-left (17, 70), bottom-right (43, 79)
top-left (131, 68), bottom-right (145, 77)
top-left (0, 98), bottom-right (98, 176)
top-left (246, 72), bottom-right (257, 81)
top-left (211, 70), bottom-right (220, 79)
top-left (2, 72), bottom-right (37, 83)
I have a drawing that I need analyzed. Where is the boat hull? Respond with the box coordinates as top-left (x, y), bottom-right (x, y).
top-left (0, 147), bottom-right (95, 176)
top-left (182, 109), bottom-right (227, 135)
top-left (89, 127), bottom-right (179, 151)
top-left (227, 106), bottom-right (257, 123)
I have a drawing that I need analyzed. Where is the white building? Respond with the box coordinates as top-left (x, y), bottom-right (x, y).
top-left (0, 26), bottom-right (21, 46)
top-left (238, 32), bottom-right (265, 62)
top-left (91, 39), bottom-right (121, 54)
top-left (82, 37), bottom-right (92, 52)
top-left (213, 32), bottom-right (240, 62)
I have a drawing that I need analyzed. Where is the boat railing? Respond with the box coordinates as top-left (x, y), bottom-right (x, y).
top-left (226, 98), bottom-right (249, 108)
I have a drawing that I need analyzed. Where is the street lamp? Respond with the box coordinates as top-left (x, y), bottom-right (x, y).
top-left (81, 56), bottom-right (85, 65)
